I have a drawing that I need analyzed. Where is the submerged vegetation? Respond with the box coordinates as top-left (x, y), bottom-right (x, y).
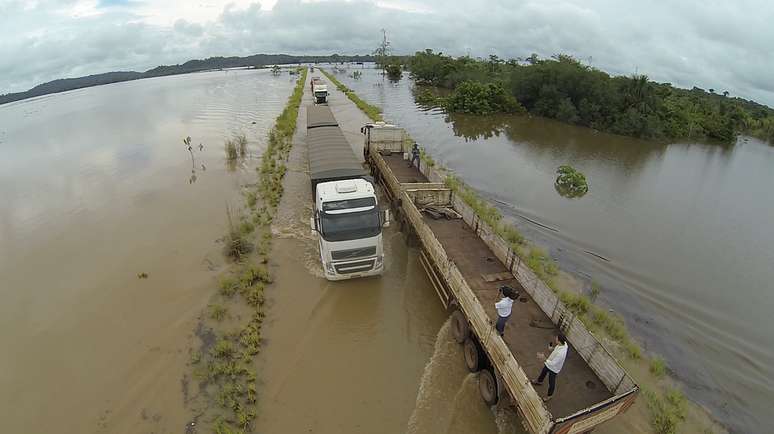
top-left (224, 133), bottom-right (248, 161)
top-left (385, 63), bottom-right (402, 81)
top-left (187, 67), bottom-right (307, 433)
top-left (321, 68), bottom-right (383, 122)
top-left (408, 49), bottom-right (774, 144)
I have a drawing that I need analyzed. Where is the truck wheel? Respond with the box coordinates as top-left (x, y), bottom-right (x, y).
top-left (478, 368), bottom-right (499, 406)
top-left (464, 336), bottom-right (486, 372)
top-left (450, 310), bottom-right (469, 344)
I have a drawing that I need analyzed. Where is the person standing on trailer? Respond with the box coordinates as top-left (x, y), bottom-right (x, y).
top-left (408, 142), bottom-right (421, 170)
top-left (532, 334), bottom-right (568, 402)
top-left (494, 285), bottom-right (517, 336)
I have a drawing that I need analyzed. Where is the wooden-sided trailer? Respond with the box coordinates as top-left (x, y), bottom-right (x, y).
top-left (364, 133), bottom-right (638, 434)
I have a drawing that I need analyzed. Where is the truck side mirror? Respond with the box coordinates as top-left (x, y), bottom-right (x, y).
top-left (310, 216), bottom-right (318, 234)
top-left (382, 209), bottom-right (391, 228)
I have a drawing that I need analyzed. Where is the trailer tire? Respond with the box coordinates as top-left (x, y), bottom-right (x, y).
top-left (464, 336), bottom-right (486, 372)
top-left (478, 368), bottom-right (499, 406)
top-left (450, 310), bottom-right (469, 344)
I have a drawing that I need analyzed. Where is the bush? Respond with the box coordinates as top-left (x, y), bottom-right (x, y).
top-left (385, 63), bottom-right (402, 80)
top-left (445, 81), bottom-right (525, 115)
top-left (555, 165), bottom-right (589, 198)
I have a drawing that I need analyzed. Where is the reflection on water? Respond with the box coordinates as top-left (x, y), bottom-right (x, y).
top-left (0, 69), bottom-right (294, 433)
top-left (334, 66), bottom-right (774, 433)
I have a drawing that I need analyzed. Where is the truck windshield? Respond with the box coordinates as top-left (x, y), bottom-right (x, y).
top-left (320, 208), bottom-right (381, 242)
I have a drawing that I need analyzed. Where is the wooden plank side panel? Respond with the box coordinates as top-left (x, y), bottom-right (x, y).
top-left (372, 152), bottom-right (402, 199)
top-left (404, 186), bottom-right (452, 207)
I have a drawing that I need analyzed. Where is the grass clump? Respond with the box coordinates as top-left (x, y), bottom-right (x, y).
top-left (225, 134), bottom-right (248, 161)
top-left (225, 139), bottom-right (239, 160)
top-left (645, 388), bottom-right (687, 434)
top-left (245, 190), bottom-right (257, 209)
top-left (213, 338), bottom-right (235, 359)
top-left (224, 206), bottom-right (253, 260)
top-left (209, 304), bottom-right (229, 321)
top-left (320, 69), bottom-right (383, 121)
top-left (239, 264), bottom-right (272, 287)
top-left (220, 276), bottom-right (240, 297)
top-left (243, 284), bottom-right (265, 307)
top-left (235, 134), bottom-right (248, 157)
top-left (419, 147), bottom-right (436, 167)
top-left (650, 356), bottom-right (667, 378)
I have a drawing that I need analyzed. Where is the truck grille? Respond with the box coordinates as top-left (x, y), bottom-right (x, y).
top-left (331, 246), bottom-right (377, 261)
top-left (334, 259), bottom-right (375, 274)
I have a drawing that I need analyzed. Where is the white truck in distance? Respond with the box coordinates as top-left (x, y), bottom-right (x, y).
top-left (306, 105), bottom-right (389, 280)
top-left (311, 77), bottom-right (328, 104)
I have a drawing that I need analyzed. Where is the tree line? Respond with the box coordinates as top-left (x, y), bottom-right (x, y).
top-left (407, 50), bottom-right (774, 144)
top-left (0, 53), bottom-right (374, 106)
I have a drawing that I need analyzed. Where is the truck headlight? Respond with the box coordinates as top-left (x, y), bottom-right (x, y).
top-left (375, 255), bottom-right (384, 269)
top-left (325, 261), bottom-right (336, 274)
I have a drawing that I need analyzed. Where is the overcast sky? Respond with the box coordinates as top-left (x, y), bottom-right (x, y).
top-left (1, 0), bottom-right (773, 105)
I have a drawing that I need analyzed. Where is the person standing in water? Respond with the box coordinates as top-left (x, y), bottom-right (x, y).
top-left (532, 334), bottom-right (568, 402)
top-left (495, 286), bottom-right (517, 336)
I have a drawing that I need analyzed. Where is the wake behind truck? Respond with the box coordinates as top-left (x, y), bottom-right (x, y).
top-left (310, 77), bottom-right (328, 104)
top-left (307, 105), bottom-right (389, 280)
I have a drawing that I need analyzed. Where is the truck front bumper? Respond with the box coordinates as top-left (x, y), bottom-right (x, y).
top-left (323, 256), bottom-right (384, 281)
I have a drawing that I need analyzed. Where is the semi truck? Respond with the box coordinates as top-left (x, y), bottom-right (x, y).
top-left (307, 105), bottom-right (389, 280)
top-left (310, 77), bottom-right (328, 104)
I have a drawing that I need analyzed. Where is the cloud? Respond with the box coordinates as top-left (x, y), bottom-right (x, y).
top-left (1, 0), bottom-right (773, 106)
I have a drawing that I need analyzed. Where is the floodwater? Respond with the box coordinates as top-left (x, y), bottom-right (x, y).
top-left (253, 73), bottom-right (513, 434)
top-left (333, 66), bottom-right (774, 433)
top-left (0, 69), bottom-right (295, 433)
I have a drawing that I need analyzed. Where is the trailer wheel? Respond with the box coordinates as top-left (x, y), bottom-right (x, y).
top-left (464, 336), bottom-right (486, 372)
top-left (450, 310), bottom-right (469, 344)
top-left (478, 368), bottom-right (499, 406)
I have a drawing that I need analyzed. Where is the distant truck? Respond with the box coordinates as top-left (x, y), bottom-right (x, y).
top-left (307, 105), bottom-right (389, 280)
top-left (310, 77), bottom-right (328, 104)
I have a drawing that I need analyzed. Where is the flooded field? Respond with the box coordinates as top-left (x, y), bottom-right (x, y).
top-left (0, 69), bottom-right (294, 433)
top-left (333, 66), bottom-right (774, 433)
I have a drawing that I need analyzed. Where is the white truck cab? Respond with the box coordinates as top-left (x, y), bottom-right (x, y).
top-left (311, 77), bottom-right (328, 104)
top-left (311, 178), bottom-right (389, 280)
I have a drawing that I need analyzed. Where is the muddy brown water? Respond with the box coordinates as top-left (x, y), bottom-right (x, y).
top-left (0, 69), bottom-right (295, 433)
top-left (332, 66), bottom-right (774, 433)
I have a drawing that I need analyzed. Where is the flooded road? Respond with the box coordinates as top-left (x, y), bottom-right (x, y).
top-left (254, 74), bottom-right (511, 434)
top-left (333, 66), bottom-right (774, 433)
top-left (0, 69), bottom-right (294, 433)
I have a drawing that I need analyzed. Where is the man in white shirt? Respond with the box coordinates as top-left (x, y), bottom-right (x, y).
top-left (531, 334), bottom-right (568, 402)
top-left (494, 286), bottom-right (517, 336)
